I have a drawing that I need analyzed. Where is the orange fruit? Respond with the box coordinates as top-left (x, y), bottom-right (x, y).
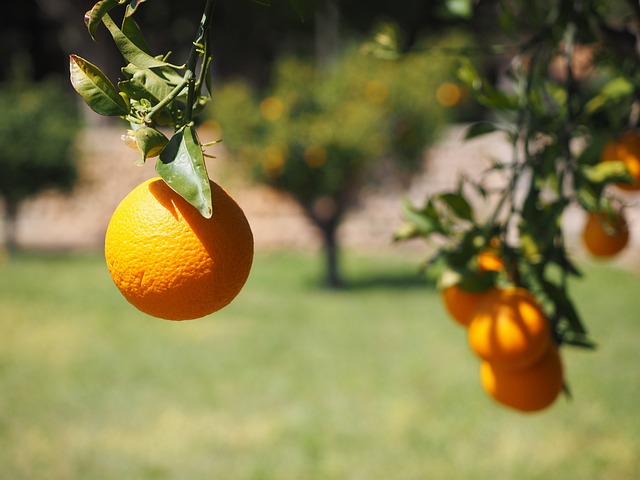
top-left (479, 344), bottom-right (564, 412)
top-left (601, 131), bottom-right (640, 191)
top-left (105, 177), bottom-right (254, 320)
top-left (468, 287), bottom-right (551, 370)
top-left (441, 285), bottom-right (499, 327)
top-left (478, 250), bottom-right (504, 272)
top-left (582, 211), bottom-right (630, 258)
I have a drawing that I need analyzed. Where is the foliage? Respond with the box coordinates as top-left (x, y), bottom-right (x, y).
top-left (396, 0), bottom-right (640, 353)
top-left (0, 78), bottom-right (79, 249)
top-left (210, 35), bottom-right (457, 285)
top-left (69, 0), bottom-right (308, 217)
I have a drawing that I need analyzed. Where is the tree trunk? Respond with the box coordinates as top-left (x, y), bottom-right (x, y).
top-left (3, 199), bottom-right (19, 254)
top-left (302, 200), bottom-right (345, 289)
top-left (314, 0), bottom-right (340, 67)
top-left (319, 218), bottom-right (342, 289)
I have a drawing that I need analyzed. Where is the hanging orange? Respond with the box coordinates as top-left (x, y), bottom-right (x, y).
top-left (479, 344), bottom-right (564, 413)
top-left (601, 130), bottom-right (640, 191)
top-left (468, 287), bottom-right (551, 370)
top-left (104, 177), bottom-right (254, 320)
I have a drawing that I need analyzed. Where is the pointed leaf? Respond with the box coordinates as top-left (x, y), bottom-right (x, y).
top-left (464, 121), bottom-right (498, 140)
top-left (125, 0), bottom-right (148, 16)
top-left (123, 126), bottom-right (169, 165)
top-left (69, 54), bottom-right (129, 116)
top-left (399, 198), bottom-right (445, 237)
top-left (156, 125), bottom-right (212, 218)
top-left (121, 15), bottom-right (152, 54)
top-left (102, 13), bottom-right (178, 69)
top-left (438, 192), bottom-right (474, 221)
top-left (84, 0), bottom-right (127, 40)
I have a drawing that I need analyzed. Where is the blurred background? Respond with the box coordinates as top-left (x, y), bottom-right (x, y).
top-left (1, 1), bottom-right (639, 479)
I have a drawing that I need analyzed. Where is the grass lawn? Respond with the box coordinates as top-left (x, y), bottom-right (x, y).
top-left (0, 250), bottom-right (638, 479)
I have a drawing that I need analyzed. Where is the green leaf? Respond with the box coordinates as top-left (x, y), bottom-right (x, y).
top-left (398, 198), bottom-right (445, 238)
top-left (125, 0), bottom-right (148, 16)
top-left (445, 0), bottom-right (473, 19)
top-left (438, 192), bottom-right (474, 221)
top-left (156, 125), bottom-right (212, 218)
top-left (541, 279), bottom-right (588, 336)
top-left (123, 126), bottom-right (169, 165)
top-left (102, 13), bottom-right (180, 70)
top-left (119, 65), bottom-right (176, 104)
top-left (69, 54), bottom-right (129, 116)
top-left (121, 15), bottom-right (152, 55)
top-left (585, 76), bottom-right (635, 115)
top-left (464, 121), bottom-right (498, 140)
top-left (581, 161), bottom-right (633, 186)
top-left (84, 0), bottom-right (127, 41)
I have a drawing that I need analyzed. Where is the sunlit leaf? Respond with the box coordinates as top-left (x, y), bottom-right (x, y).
top-left (156, 125), bottom-right (212, 218)
top-left (123, 126), bottom-right (169, 165)
top-left (69, 54), bottom-right (129, 116)
top-left (445, 0), bottom-right (473, 19)
top-left (581, 161), bottom-right (633, 186)
top-left (585, 76), bottom-right (634, 115)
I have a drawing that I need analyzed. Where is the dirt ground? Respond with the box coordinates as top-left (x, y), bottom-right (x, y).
top-left (5, 124), bottom-right (640, 268)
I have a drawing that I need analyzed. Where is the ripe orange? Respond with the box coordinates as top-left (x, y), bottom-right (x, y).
top-left (467, 287), bottom-right (551, 370)
top-left (441, 285), bottom-right (498, 327)
top-left (479, 344), bottom-right (564, 412)
top-left (105, 177), bottom-right (254, 320)
top-left (478, 250), bottom-right (504, 272)
top-left (582, 211), bottom-right (630, 258)
top-left (601, 130), bottom-right (640, 191)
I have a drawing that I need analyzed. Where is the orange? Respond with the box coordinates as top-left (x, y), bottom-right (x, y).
top-left (468, 287), bottom-right (551, 370)
top-left (441, 285), bottom-right (498, 327)
top-left (479, 344), bottom-right (564, 412)
top-left (582, 210), bottom-right (629, 258)
top-left (105, 177), bottom-right (254, 320)
top-left (478, 250), bottom-right (504, 272)
top-left (601, 130), bottom-right (640, 191)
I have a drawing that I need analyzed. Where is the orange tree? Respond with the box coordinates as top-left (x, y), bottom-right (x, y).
top-left (396, 0), bottom-right (639, 390)
top-left (0, 78), bottom-right (79, 253)
top-left (210, 34), bottom-right (456, 287)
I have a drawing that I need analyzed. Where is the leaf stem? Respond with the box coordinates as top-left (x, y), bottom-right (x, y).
top-left (144, 77), bottom-right (189, 125)
top-left (143, 0), bottom-right (217, 126)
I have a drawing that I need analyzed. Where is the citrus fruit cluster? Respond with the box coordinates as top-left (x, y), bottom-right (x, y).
top-left (440, 252), bottom-right (564, 413)
top-left (105, 177), bottom-right (254, 321)
top-left (581, 131), bottom-right (639, 259)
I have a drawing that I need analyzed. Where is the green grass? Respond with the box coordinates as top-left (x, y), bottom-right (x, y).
top-left (0, 250), bottom-right (639, 479)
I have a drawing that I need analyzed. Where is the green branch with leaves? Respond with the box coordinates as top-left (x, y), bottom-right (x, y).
top-left (397, 0), bottom-right (640, 353)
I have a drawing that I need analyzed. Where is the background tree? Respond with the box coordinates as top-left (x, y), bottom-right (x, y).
top-left (211, 33), bottom-right (459, 287)
top-left (0, 78), bottom-right (80, 252)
